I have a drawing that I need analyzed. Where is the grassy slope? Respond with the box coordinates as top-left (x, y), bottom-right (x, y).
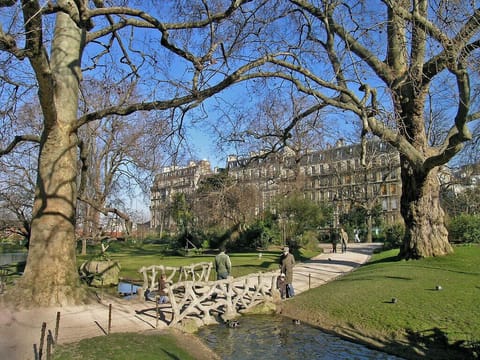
top-left (280, 245), bottom-right (480, 360)
top-left (52, 329), bottom-right (219, 360)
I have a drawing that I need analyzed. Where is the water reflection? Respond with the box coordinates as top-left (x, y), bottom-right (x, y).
top-left (197, 314), bottom-right (404, 360)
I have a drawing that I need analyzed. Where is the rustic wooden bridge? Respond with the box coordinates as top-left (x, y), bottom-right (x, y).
top-left (137, 262), bottom-right (279, 327)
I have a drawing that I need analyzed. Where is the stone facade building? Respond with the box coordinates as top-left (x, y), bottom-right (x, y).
top-left (150, 140), bottom-right (403, 232)
top-left (150, 160), bottom-right (212, 231)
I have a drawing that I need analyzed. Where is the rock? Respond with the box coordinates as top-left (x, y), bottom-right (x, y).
top-left (176, 317), bottom-right (204, 333)
top-left (79, 260), bottom-right (121, 287)
top-left (240, 301), bottom-right (277, 315)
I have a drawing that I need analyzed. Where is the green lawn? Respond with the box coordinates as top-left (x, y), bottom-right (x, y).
top-left (52, 332), bottom-right (199, 360)
top-left (77, 242), bottom-right (317, 281)
top-left (281, 245), bottom-right (480, 359)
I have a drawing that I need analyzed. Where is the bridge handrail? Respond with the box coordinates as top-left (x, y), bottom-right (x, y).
top-left (138, 261), bottom-right (213, 291)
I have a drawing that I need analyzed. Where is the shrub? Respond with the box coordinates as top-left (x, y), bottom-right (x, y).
top-left (448, 214), bottom-right (480, 243)
top-left (296, 230), bottom-right (319, 252)
top-left (383, 223), bottom-right (405, 250)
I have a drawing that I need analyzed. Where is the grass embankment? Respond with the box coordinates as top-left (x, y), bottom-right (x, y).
top-left (52, 329), bottom-right (219, 360)
top-left (281, 245), bottom-right (480, 360)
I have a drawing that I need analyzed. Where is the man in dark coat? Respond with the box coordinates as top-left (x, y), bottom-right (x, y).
top-left (215, 246), bottom-right (232, 280)
top-left (280, 246), bottom-right (295, 298)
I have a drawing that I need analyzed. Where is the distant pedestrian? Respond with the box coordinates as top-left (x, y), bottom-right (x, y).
top-left (215, 246), bottom-right (232, 280)
top-left (354, 229), bottom-right (361, 243)
top-left (330, 229), bottom-right (338, 253)
top-left (340, 227), bottom-right (348, 253)
top-left (276, 273), bottom-right (287, 299)
top-left (280, 246), bottom-right (295, 298)
top-left (157, 273), bottom-right (169, 304)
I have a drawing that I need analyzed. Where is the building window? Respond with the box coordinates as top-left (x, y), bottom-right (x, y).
top-left (391, 198), bottom-right (398, 210)
top-left (390, 184), bottom-right (397, 195)
top-left (382, 199), bottom-right (388, 211)
top-left (381, 184), bottom-right (388, 195)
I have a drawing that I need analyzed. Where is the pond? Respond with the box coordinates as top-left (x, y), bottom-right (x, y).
top-left (197, 314), bottom-right (404, 360)
top-left (0, 252), bottom-right (27, 266)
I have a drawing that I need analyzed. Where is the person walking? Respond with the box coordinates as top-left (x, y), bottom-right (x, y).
top-left (330, 229), bottom-right (338, 253)
top-left (279, 246), bottom-right (295, 298)
top-left (340, 227), bottom-right (348, 253)
top-left (215, 246), bottom-right (232, 280)
top-left (354, 228), bottom-right (361, 243)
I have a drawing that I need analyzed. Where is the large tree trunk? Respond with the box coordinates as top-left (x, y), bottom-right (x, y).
top-left (9, 10), bottom-right (87, 307)
top-left (398, 160), bottom-right (453, 259)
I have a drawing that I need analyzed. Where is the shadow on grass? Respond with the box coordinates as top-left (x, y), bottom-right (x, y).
top-left (403, 327), bottom-right (479, 360)
top-left (303, 257), bottom-right (365, 269)
top-left (336, 324), bottom-right (479, 360)
top-left (362, 255), bottom-right (402, 266)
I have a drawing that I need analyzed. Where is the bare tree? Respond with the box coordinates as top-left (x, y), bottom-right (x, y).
top-left (0, 0), bottom-right (278, 307)
top-left (214, 1), bottom-right (480, 258)
top-left (193, 171), bottom-right (260, 235)
top-left (76, 78), bottom-right (170, 251)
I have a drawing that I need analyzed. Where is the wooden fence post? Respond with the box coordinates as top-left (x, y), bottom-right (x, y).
top-left (155, 297), bottom-right (159, 328)
top-left (108, 304), bottom-right (112, 335)
top-left (39, 322), bottom-right (46, 360)
top-left (46, 332), bottom-right (53, 360)
top-left (54, 312), bottom-right (60, 344)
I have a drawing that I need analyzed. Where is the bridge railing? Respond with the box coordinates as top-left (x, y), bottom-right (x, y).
top-left (138, 262), bottom-right (213, 292)
top-left (167, 272), bottom-right (278, 326)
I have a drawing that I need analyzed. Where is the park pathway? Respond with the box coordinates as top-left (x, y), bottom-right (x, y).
top-left (0, 243), bottom-right (382, 360)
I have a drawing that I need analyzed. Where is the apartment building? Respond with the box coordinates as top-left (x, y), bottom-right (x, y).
top-left (150, 160), bottom-right (212, 231)
top-left (150, 140), bottom-right (403, 231)
top-left (226, 140), bottom-right (402, 226)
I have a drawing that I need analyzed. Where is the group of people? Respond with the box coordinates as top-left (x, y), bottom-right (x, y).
top-left (147, 245), bottom-right (294, 304)
top-left (215, 245), bottom-right (296, 300)
top-left (330, 226), bottom-right (358, 253)
top-left (277, 246), bottom-right (295, 299)
top-left (153, 231), bottom-right (361, 304)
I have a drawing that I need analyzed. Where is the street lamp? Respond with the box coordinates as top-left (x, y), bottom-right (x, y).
top-left (333, 194), bottom-right (339, 228)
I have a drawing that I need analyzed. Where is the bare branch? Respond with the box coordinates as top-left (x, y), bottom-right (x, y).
top-left (0, 135), bottom-right (41, 156)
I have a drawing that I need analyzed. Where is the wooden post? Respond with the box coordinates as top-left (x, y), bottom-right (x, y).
top-left (39, 322), bottom-right (46, 360)
top-left (54, 312), bottom-right (60, 344)
top-left (309, 274), bottom-right (311, 289)
top-left (46, 332), bottom-right (53, 360)
top-left (155, 296), bottom-right (159, 328)
top-left (108, 304), bottom-right (112, 335)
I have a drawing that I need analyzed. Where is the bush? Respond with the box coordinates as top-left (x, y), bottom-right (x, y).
top-left (448, 214), bottom-right (480, 243)
top-left (383, 223), bottom-right (405, 250)
top-left (299, 230), bottom-right (320, 252)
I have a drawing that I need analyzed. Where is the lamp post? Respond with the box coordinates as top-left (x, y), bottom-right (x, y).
top-left (333, 194), bottom-right (339, 228)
